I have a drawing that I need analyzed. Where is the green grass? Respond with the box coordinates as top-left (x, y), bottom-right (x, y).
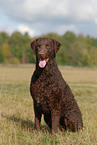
top-left (0, 64), bottom-right (97, 145)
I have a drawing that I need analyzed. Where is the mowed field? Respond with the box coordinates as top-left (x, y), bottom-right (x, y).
top-left (0, 64), bottom-right (97, 145)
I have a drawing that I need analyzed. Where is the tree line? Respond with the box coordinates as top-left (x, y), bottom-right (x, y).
top-left (0, 31), bottom-right (97, 66)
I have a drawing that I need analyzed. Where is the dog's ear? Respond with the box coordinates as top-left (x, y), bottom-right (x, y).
top-left (31, 40), bottom-right (36, 51)
top-left (52, 39), bottom-right (61, 53)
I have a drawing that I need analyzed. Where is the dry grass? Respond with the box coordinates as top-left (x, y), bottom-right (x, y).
top-left (0, 64), bottom-right (97, 145)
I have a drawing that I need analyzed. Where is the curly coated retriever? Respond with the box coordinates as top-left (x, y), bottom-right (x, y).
top-left (30, 37), bottom-right (83, 133)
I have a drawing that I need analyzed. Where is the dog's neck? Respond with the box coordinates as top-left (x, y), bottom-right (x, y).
top-left (31, 57), bottom-right (59, 83)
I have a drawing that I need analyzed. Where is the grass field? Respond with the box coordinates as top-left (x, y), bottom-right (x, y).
top-left (0, 64), bottom-right (97, 145)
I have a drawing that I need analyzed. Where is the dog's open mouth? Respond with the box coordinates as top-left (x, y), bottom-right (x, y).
top-left (39, 58), bottom-right (49, 68)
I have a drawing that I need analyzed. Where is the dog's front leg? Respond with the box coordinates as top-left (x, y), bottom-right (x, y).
top-left (34, 104), bottom-right (42, 130)
top-left (51, 109), bottom-right (60, 133)
top-left (50, 91), bottom-right (61, 133)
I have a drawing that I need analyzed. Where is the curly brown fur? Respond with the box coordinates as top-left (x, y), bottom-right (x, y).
top-left (30, 37), bottom-right (83, 133)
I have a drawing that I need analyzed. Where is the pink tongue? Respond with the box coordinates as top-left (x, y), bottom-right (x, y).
top-left (39, 60), bottom-right (46, 68)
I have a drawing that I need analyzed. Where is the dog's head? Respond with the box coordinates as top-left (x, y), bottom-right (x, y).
top-left (31, 37), bottom-right (61, 68)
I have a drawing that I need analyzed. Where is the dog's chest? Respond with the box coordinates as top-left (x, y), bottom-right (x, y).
top-left (30, 78), bottom-right (51, 113)
top-left (31, 80), bottom-right (51, 102)
top-left (35, 95), bottom-right (50, 114)
top-left (30, 72), bottom-right (53, 97)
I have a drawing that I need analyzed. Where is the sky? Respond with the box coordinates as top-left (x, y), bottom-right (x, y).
top-left (0, 0), bottom-right (97, 38)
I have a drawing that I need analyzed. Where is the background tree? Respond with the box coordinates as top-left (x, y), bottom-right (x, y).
top-left (0, 31), bottom-right (97, 66)
top-left (2, 42), bottom-right (20, 64)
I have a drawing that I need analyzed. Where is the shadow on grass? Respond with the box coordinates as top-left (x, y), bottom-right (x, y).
top-left (1, 113), bottom-right (50, 133)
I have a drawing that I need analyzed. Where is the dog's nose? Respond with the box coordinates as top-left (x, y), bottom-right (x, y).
top-left (38, 53), bottom-right (45, 59)
top-left (39, 53), bottom-right (44, 55)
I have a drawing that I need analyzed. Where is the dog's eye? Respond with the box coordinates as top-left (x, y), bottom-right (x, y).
top-left (37, 45), bottom-right (41, 49)
top-left (46, 44), bottom-right (50, 49)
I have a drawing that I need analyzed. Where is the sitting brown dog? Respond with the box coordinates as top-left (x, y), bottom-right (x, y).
top-left (30, 37), bottom-right (83, 133)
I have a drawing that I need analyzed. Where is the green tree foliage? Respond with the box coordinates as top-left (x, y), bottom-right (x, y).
top-left (8, 31), bottom-right (35, 63)
top-left (2, 43), bottom-right (20, 64)
top-left (0, 31), bottom-right (97, 66)
top-left (0, 32), bottom-right (9, 63)
top-left (0, 32), bottom-right (9, 45)
top-left (0, 48), bottom-right (4, 63)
